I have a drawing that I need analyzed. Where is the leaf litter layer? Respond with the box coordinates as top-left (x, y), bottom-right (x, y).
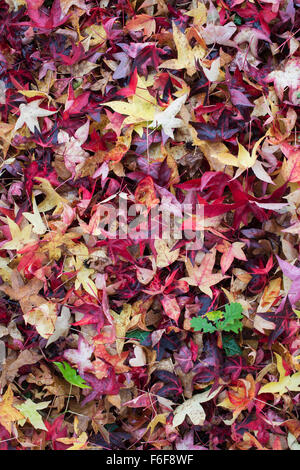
top-left (0, 0), bottom-right (299, 451)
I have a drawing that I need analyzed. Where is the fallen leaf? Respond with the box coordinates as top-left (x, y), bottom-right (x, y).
top-left (0, 385), bottom-right (24, 433)
top-left (16, 399), bottom-right (50, 431)
top-left (56, 431), bottom-right (88, 450)
top-left (2, 217), bottom-right (36, 251)
top-left (154, 239), bottom-right (179, 268)
top-left (14, 100), bottom-right (57, 133)
top-left (173, 387), bottom-right (221, 427)
top-left (259, 353), bottom-right (300, 395)
top-left (23, 197), bottom-right (47, 235)
top-left (24, 302), bottom-right (58, 339)
top-left (150, 93), bottom-right (187, 139)
top-left (146, 413), bottom-right (167, 436)
top-left (46, 306), bottom-right (71, 347)
top-left (159, 21), bottom-right (206, 76)
top-left (181, 249), bottom-right (227, 297)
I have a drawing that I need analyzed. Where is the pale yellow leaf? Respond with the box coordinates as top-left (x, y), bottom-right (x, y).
top-left (173, 387), bottom-right (221, 427)
top-left (24, 302), bottom-right (58, 339)
top-left (23, 197), bottom-right (47, 235)
top-left (2, 217), bottom-right (36, 251)
top-left (159, 22), bottom-right (206, 76)
top-left (154, 239), bottom-right (179, 268)
top-left (259, 353), bottom-right (300, 395)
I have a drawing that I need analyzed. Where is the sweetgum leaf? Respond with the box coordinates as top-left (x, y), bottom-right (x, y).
top-left (54, 361), bottom-right (91, 389)
top-left (222, 335), bottom-right (242, 357)
top-left (125, 329), bottom-right (151, 341)
top-left (2, 0), bottom-right (300, 450)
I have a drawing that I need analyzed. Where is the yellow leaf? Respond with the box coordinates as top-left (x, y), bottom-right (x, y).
top-left (23, 197), bottom-right (47, 235)
top-left (41, 231), bottom-right (80, 260)
top-left (111, 304), bottom-right (132, 355)
top-left (293, 309), bottom-right (300, 319)
top-left (281, 148), bottom-right (300, 183)
top-left (236, 135), bottom-right (266, 169)
top-left (217, 375), bottom-right (256, 425)
top-left (75, 262), bottom-right (97, 299)
top-left (34, 177), bottom-right (68, 214)
top-left (24, 302), bottom-right (58, 339)
top-left (67, 242), bottom-right (89, 258)
top-left (217, 394), bottom-right (242, 425)
top-left (0, 385), bottom-right (24, 433)
top-left (105, 99), bottom-right (156, 124)
top-left (146, 413), bottom-right (167, 436)
top-left (60, 0), bottom-right (89, 14)
top-left (18, 89), bottom-right (51, 102)
top-left (0, 122), bottom-right (15, 158)
top-left (73, 415), bottom-right (80, 436)
top-left (259, 353), bottom-right (300, 395)
top-left (2, 217), bottom-right (36, 251)
top-left (0, 257), bottom-right (12, 283)
top-left (190, 134), bottom-right (237, 172)
top-left (104, 75), bottom-right (158, 126)
top-left (185, 2), bottom-right (207, 25)
top-left (258, 278), bottom-right (282, 312)
top-left (173, 387), bottom-right (221, 427)
top-left (56, 432), bottom-right (88, 450)
top-left (83, 24), bottom-right (107, 46)
top-left (16, 398), bottom-right (50, 431)
top-left (5, 0), bottom-right (26, 9)
top-left (212, 135), bottom-right (266, 170)
top-left (159, 21), bottom-right (206, 76)
top-left (236, 141), bottom-right (254, 168)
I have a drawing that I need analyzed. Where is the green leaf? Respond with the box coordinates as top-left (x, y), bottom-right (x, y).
top-left (105, 423), bottom-right (118, 432)
top-left (222, 335), bottom-right (242, 357)
top-left (221, 303), bottom-right (244, 333)
top-left (16, 399), bottom-right (50, 431)
top-left (224, 302), bottom-right (243, 320)
top-left (294, 309), bottom-right (300, 319)
top-left (125, 329), bottom-right (151, 342)
top-left (206, 310), bottom-right (223, 321)
top-left (190, 316), bottom-right (217, 333)
top-left (190, 303), bottom-right (244, 334)
top-left (218, 322), bottom-right (242, 333)
top-left (234, 14), bottom-right (242, 25)
top-left (72, 79), bottom-right (82, 90)
top-left (54, 361), bottom-right (91, 389)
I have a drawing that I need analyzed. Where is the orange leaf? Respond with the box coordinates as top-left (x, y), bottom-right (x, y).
top-left (0, 385), bottom-right (24, 433)
top-left (181, 249), bottom-right (228, 297)
top-left (94, 344), bottom-right (129, 373)
top-left (126, 14), bottom-right (156, 38)
top-left (135, 176), bottom-right (159, 209)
